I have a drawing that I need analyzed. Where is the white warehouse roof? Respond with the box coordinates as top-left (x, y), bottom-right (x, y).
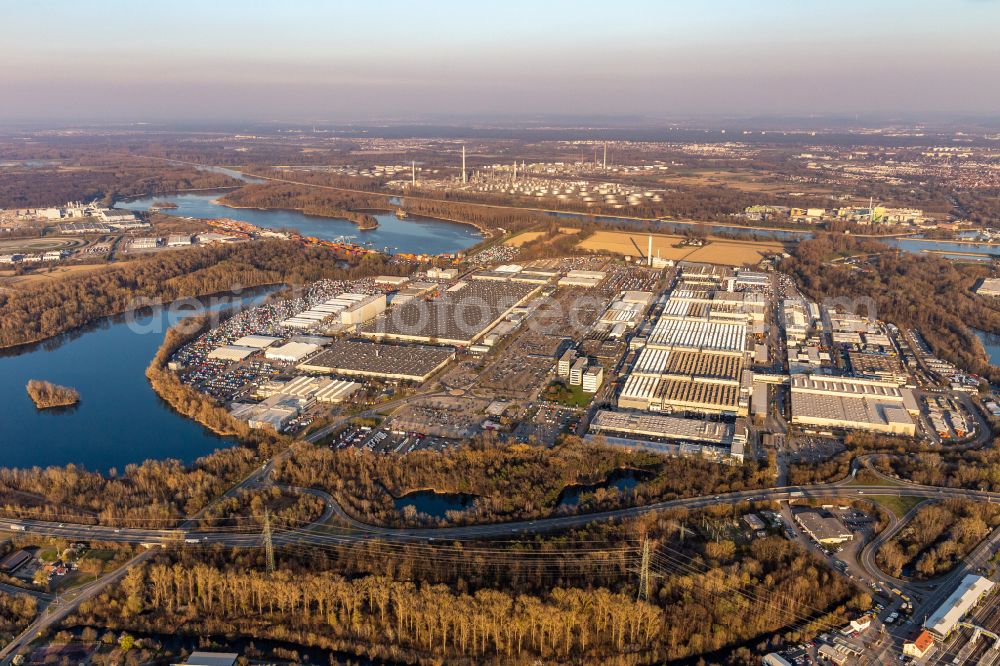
top-left (925, 574), bottom-right (995, 638)
top-left (265, 342), bottom-right (321, 362)
top-left (232, 335), bottom-right (281, 349)
top-left (207, 345), bottom-right (258, 361)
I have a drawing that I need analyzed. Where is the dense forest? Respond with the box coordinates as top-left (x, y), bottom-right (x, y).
top-left (61, 509), bottom-right (867, 665)
top-left (0, 590), bottom-right (37, 647)
top-left (0, 447), bottom-right (258, 527)
top-left (781, 235), bottom-right (1000, 382)
top-left (874, 447), bottom-right (1000, 492)
top-left (877, 500), bottom-right (1000, 579)
top-left (0, 164), bottom-right (242, 209)
top-left (220, 183), bottom-right (382, 229)
top-left (276, 437), bottom-right (772, 527)
top-left (0, 240), bottom-right (400, 349)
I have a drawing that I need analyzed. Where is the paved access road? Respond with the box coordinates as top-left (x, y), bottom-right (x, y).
top-left (1, 482), bottom-right (998, 549)
top-left (0, 548), bottom-right (158, 664)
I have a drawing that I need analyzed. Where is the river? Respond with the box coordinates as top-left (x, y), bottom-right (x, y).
top-left (0, 290), bottom-right (274, 473)
top-left (117, 192), bottom-right (483, 256)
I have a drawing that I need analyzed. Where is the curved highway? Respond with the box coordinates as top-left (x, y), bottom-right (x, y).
top-left (2, 481), bottom-right (998, 548)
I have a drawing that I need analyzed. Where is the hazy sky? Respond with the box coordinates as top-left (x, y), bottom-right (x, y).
top-left (2, 0), bottom-right (999, 123)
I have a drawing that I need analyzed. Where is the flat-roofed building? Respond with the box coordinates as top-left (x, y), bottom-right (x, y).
top-left (298, 339), bottom-right (455, 382)
top-left (976, 277), bottom-right (1000, 297)
top-left (557, 349), bottom-right (576, 378)
top-left (620, 290), bottom-right (655, 306)
top-left (647, 317), bottom-right (746, 355)
top-left (256, 376), bottom-right (360, 403)
top-left (358, 280), bottom-right (539, 346)
top-left (232, 335), bottom-right (281, 349)
top-left (591, 410), bottom-right (733, 445)
top-left (375, 275), bottom-right (409, 287)
top-left (172, 651), bottom-right (239, 666)
top-left (427, 267), bottom-right (459, 280)
top-left (265, 341), bottom-right (321, 363)
top-left (231, 395), bottom-right (304, 432)
top-left (207, 345), bottom-right (258, 362)
top-left (924, 575), bottom-right (995, 639)
top-left (582, 366), bottom-right (604, 393)
top-left (558, 275), bottom-right (603, 288)
top-left (791, 392), bottom-right (915, 435)
top-left (790, 374), bottom-right (918, 435)
top-left (588, 410), bottom-right (746, 463)
top-left (848, 351), bottom-right (906, 384)
top-left (341, 293), bottom-right (387, 326)
top-left (795, 510), bottom-right (853, 545)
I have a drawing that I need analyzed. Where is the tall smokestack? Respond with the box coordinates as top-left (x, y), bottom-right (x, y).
top-left (647, 234), bottom-right (653, 266)
top-left (603, 143), bottom-right (607, 169)
top-left (513, 161), bottom-right (517, 181)
top-left (462, 145), bottom-right (467, 184)
top-left (411, 161), bottom-right (416, 187)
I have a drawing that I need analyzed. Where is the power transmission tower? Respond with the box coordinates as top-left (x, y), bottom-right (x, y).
top-left (637, 536), bottom-right (651, 602)
top-left (263, 509), bottom-right (275, 574)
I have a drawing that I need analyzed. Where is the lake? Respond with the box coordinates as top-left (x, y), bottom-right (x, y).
top-left (118, 192), bottom-right (483, 256)
top-left (0, 290), bottom-right (273, 473)
top-left (394, 489), bottom-right (477, 519)
top-left (974, 329), bottom-right (1000, 367)
top-left (557, 468), bottom-right (653, 508)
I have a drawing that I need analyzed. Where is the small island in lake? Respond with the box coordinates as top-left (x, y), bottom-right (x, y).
top-left (26, 380), bottom-right (80, 409)
top-left (150, 200), bottom-right (178, 209)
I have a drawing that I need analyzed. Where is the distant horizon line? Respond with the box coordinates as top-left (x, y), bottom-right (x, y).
top-left (3, 113), bottom-right (1000, 133)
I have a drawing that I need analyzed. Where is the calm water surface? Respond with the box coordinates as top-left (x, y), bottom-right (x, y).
top-left (394, 490), bottom-right (477, 519)
top-left (118, 192), bottom-right (482, 255)
top-left (0, 291), bottom-right (273, 473)
top-left (974, 329), bottom-right (1000, 367)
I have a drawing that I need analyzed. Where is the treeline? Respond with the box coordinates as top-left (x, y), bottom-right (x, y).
top-left (874, 447), bottom-right (1000, 492)
top-left (83, 563), bottom-right (662, 664)
top-left (782, 235), bottom-right (1000, 382)
top-left (513, 224), bottom-right (593, 261)
top-left (399, 196), bottom-right (551, 234)
top-left (0, 165), bottom-right (242, 208)
top-left (0, 240), bottom-right (391, 349)
top-left (276, 437), bottom-right (772, 527)
top-left (220, 184), bottom-right (381, 229)
top-left (195, 486), bottom-right (324, 531)
top-left (0, 590), bottom-right (37, 646)
top-left (877, 500), bottom-right (1000, 579)
top-left (145, 314), bottom-right (281, 443)
top-left (788, 451), bottom-right (852, 485)
top-left (0, 447), bottom-right (261, 527)
top-left (64, 512), bottom-right (867, 665)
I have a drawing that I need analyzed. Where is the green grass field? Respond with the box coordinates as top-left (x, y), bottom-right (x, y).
top-left (543, 381), bottom-right (593, 408)
top-left (869, 495), bottom-right (926, 518)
